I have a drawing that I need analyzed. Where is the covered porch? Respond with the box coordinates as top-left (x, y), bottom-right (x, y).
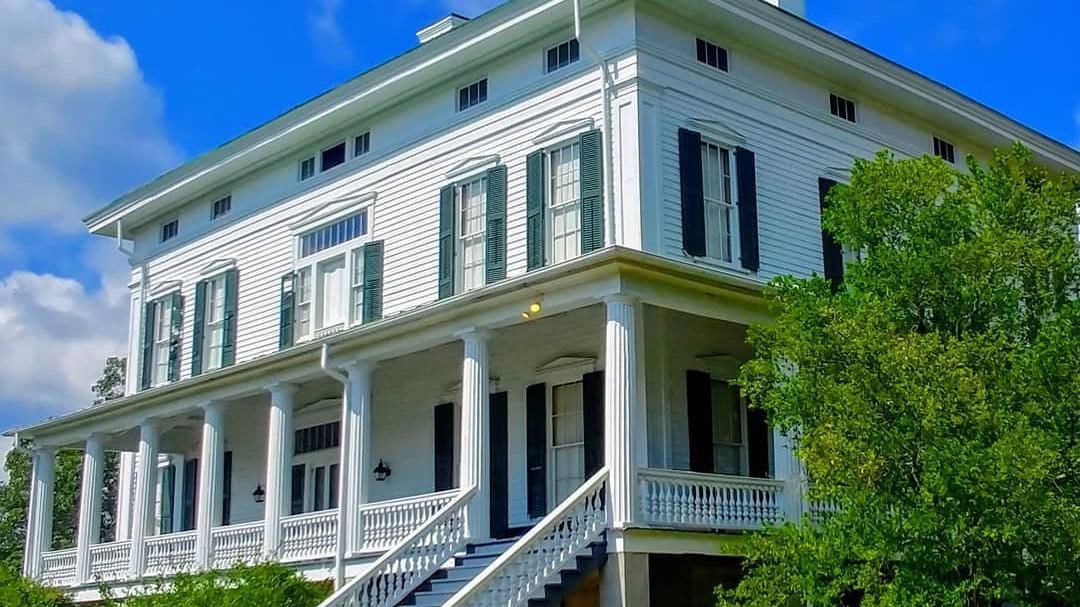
top-left (22, 250), bottom-right (804, 593)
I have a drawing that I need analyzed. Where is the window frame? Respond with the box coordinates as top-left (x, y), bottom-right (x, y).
top-left (210, 195), bottom-right (232, 221)
top-left (544, 138), bottom-right (584, 266)
top-left (708, 378), bottom-right (750, 476)
top-left (549, 379), bottom-right (586, 506)
top-left (545, 38), bottom-right (580, 74)
top-left (457, 77), bottom-right (489, 112)
top-left (160, 219), bottom-right (179, 243)
top-left (933, 136), bottom-right (956, 164)
top-left (533, 359), bottom-right (595, 516)
top-left (828, 92), bottom-right (858, 123)
top-left (352, 131), bottom-right (371, 158)
top-left (292, 210), bottom-right (372, 342)
top-left (452, 173), bottom-right (489, 294)
top-left (292, 449), bottom-right (340, 514)
top-left (320, 141), bottom-right (347, 173)
top-left (299, 155), bottom-right (316, 181)
top-left (149, 296), bottom-right (173, 387)
top-left (695, 37), bottom-right (729, 72)
top-left (200, 272), bottom-right (228, 373)
top-left (699, 137), bottom-right (742, 266)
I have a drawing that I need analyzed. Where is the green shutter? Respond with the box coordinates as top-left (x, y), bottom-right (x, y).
top-left (579, 129), bottom-right (604, 254)
top-left (140, 301), bottom-right (155, 391)
top-left (362, 241), bottom-right (384, 323)
top-left (191, 281), bottom-right (207, 377)
top-left (437, 186), bottom-right (456, 299)
top-left (525, 151), bottom-right (546, 270)
top-left (221, 269), bottom-right (239, 367)
top-left (485, 165), bottom-right (508, 284)
top-left (167, 292), bottom-right (183, 383)
top-left (278, 274), bottom-right (296, 350)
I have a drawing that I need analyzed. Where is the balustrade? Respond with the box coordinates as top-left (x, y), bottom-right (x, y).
top-left (638, 468), bottom-right (784, 530)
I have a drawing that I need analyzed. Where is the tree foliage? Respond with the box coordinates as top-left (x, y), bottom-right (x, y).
top-left (99, 563), bottom-right (331, 607)
top-left (720, 145), bottom-right (1080, 606)
top-left (0, 566), bottom-right (74, 607)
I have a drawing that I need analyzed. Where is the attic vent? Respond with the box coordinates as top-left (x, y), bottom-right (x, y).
top-left (417, 14), bottom-right (470, 44)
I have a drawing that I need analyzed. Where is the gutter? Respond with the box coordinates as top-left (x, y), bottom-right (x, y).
top-left (319, 345), bottom-right (349, 591)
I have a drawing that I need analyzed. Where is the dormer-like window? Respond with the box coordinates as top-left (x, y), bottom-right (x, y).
top-left (696, 38), bottom-right (728, 72)
top-left (933, 136), bottom-right (956, 164)
top-left (321, 142), bottom-right (346, 172)
top-left (161, 219), bottom-right (179, 243)
top-left (299, 156), bottom-right (316, 181)
top-left (294, 210), bottom-right (371, 340)
top-left (211, 195), bottom-right (232, 220)
top-left (546, 39), bottom-right (579, 73)
top-left (829, 93), bottom-right (857, 123)
top-left (458, 78), bottom-right (488, 111)
top-left (353, 132), bottom-right (371, 158)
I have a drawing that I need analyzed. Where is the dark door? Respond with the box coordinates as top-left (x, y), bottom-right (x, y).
top-left (489, 392), bottom-right (510, 538)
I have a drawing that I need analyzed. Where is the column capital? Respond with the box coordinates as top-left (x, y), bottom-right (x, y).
top-left (456, 327), bottom-right (493, 342)
top-left (603, 294), bottom-right (638, 307)
top-left (32, 445), bottom-right (58, 457)
top-left (266, 382), bottom-right (300, 400)
top-left (81, 432), bottom-right (107, 445)
top-left (137, 417), bottom-right (162, 432)
top-left (200, 400), bottom-right (227, 415)
top-left (342, 359), bottom-right (376, 377)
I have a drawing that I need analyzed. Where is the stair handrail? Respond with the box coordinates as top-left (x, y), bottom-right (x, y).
top-left (444, 467), bottom-right (609, 607)
top-left (317, 485), bottom-right (476, 607)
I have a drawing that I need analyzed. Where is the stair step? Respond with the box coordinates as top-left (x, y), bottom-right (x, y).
top-left (466, 539), bottom-right (518, 557)
top-left (453, 552), bottom-right (502, 568)
top-left (408, 590), bottom-right (457, 607)
top-left (431, 564), bottom-right (490, 583)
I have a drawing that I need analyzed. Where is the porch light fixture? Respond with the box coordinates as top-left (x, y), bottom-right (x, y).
top-left (252, 484), bottom-right (266, 504)
top-left (373, 459), bottom-right (392, 482)
top-left (521, 301), bottom-right (543, 320)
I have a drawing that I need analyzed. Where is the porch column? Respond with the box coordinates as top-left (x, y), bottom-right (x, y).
top-left (342, 361), bottom-right (374, 554)
top-left (774, 430), bottom-right (805, 521)
top-left (264, 384), bottom-right (297, 557)
top-left (75, 434), bottom-right (105, 584)
top-left (115, 452), bottom-right (137, 541)
top-left (129, 421), bottom-right (160, 577)
top-left (459, 329), bottom-right (491, 540)
top-left (604, 296), bottom-right (639, 528)
top-left (23, 447), bottom-right (56, 579)
top-left (195, 401), bottom-right (226, 569)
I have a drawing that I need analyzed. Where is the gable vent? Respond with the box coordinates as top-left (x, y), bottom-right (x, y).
top-left (417, 14), bottom-right (470, 44)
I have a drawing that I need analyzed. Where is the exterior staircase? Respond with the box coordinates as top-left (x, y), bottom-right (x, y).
top-left (400, 537), bottom-right (607, 607)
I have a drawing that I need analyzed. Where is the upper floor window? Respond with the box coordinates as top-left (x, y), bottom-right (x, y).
top-left (150, 300), bottom-right (172, 386)
top-left (160, 219), bottom-right (179, 243)
top-left (696, 38), bottom-right (729, 72)
top-left (456, 175), bottom-right (488, 292)
top-left (546, 39), bottom-right (580, 73)
top-left (700, 140), bottom-right (738, 264)
top-left (211, 195), bottom-right (232, 220)
top-left (829, 93), bottom-right (857, 123)
top-left (933, 136), bottom-right (956, 164)
top-left (458, 78), bottom-right (488, 112)
top-left (321, 142), bottom-right (347, 172)
top-left (548, 141), bottom-right (582, 264)
top-left (294, 210), bottom-right (371, 341)
top-left (201, 273), bottom-right (227, 371)
top-left (353, 132), bottom-right (371, 158)
top-left (299, 156), bottom-right (316, 181)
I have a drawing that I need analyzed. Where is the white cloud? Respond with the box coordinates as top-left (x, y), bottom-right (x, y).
top-left (0, 0), bottom-right (179, 420)
top-left (309, 0), bottom-right (353, 62)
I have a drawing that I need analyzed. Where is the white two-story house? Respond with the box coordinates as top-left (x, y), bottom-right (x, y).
top-left (10, 0), bottom-right (1079, 605)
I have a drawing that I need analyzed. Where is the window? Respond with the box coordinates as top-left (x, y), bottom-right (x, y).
top-left (160, 220), bottom-right (179, 243)
top-left (696, 38), bottom-right (729, 72)
top-left (201, 274), bottom-right (227, 371)
top-left (292, 422), bottom-right (341, 513)
top-left (551, 381), bottom-right (585, 504)
top-left (211, 195), bottom-right (232, 220)
top-left (294, 210), bottom-right (371, 341)
top-left (700, 140), bottom-right (738, 263)
top-left (933, 136), bottom-right (956, 164)
top-left (458, 78), bottom-right (488, 111)
top-left (546, 38), bottom-right (580, 73)
top-left (299, 156), bottom-right (316, 181)
top-left (456, 175), bottom-right (487, 292)
top-left (710, 379), bottom-right (746, 475)
top-left (548, 141), bottom-right (582, 264)
top-left (151, 300), bottom-right (171, 386)
top-left (321, 142), bottom-right (346, 172)
top-left (353, 132), bottom-right (371, 158)
top-left (295, 422), bottom-right (341, 455)
top-left (829, 93), bottom-right (857, 123)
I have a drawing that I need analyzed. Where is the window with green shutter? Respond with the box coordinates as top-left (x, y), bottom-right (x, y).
top-left (438, 166), bottom-right (508, 298)
top-left (141, 294), bottom-right (182, 389)
top-left (193, 269), bottom-right (238, 375)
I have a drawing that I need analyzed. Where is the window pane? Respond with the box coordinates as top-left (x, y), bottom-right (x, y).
top-left (318, 256), bottom-right (347, 329)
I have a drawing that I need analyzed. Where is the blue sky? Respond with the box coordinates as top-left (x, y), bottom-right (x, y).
top-left (0, 0), bottom-right (1076, 432)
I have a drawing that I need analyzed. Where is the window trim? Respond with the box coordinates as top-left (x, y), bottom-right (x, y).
top-left (319, 141), bottom-right (348, 173)
top-left (160, 219), bottom-right (180, 243)
top-left (450, 172), bottom-right (489, 294)
top-left (828, 92), bottom-right (858, 123)
top-left (695, 37), bottom-right (730, 73)
top-left (352, 131), bottom-right (371, 158)
top-left (200, 272), bottom-right (229, 373)
top-left (298, 155), bottom-right (317, 181)
top-left (534, 357), bottom-right (596, 514)
top-left (933, 136), bottom-right (956, 164)
top-left (292, 211), bottom-right (372, 342)
top-left (699, 136), bottom-right (742, 267)
top-left (456, 76), bottom-right (489, 112)
top-left (148, 296), bottom-right (173, 388)
top-left (543, 137), bottom-right (584, 266)
top-left (544, 38), bottom-right (580, 74)
top-left (210, 194), bottom-right (232, 221)
top-left (708, 377), bottom-right (750, 476)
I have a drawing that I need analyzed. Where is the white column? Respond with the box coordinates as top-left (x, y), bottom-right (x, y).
top-left (170, 454), bottom-right (185, 533)
top-left (115, 452), bottom-right (137, 541)
top-left (129, 422), bottom-right (160, 577)
top-left (774, 429), bottom-right (805, 521)
top-left (75, 434), bottom-right (105, 584)
top-left (195, 401), bottom-right (226, 569)
top-left (263, 384), bottom-right (297, 557)
top-left (23, 447), bottom-right (56, 579)
top-left (342, 361), bottom-right (374, 554)
top-left (459, 329), bottom-right (491, 540)
top-left (604, 296), bottom-right (639, 528)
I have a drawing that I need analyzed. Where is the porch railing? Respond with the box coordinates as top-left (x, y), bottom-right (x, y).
top-left (145, 530), bottom-right (198, 577)
top-left (279, 510), bottom-right (338, 562)
top-left (444, 468), bottom-right (608, 607)
top-left (317, 486), bottom-right (475, 607)
top-left (357, 489), bottom-right (459, 552)
top-left (211, 521), bottom-right (265, 569)
top-left (638, 468), bottom-right (784, 530)
top-left (89, 540), bottom-right (131, 582)
top-left (40, 548), bottom-right (77, 587)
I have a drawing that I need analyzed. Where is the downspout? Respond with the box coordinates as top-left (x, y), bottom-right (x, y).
top-left (320, 344), bottom-right (350, 590)
top-left (574, 0), bottom-right (618, 247)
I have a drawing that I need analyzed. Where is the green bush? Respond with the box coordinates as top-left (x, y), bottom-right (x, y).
top-left (0, 566), bottom-right (75, 607)
top-left (101, 563), bottom-right (331, 607)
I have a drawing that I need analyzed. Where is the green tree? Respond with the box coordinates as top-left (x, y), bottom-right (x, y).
top-left (720, 145), bottom-right (1080, 606)
top-left (0, 565), bottom-right (74, 607)
top-left (99, 563), bottom-right (331, 607)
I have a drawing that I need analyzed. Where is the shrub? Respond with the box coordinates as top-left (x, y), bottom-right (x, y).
top-left (0, 566), bottom-right (75, 607)
top-left (101, 563), bottom-right (331, 607)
